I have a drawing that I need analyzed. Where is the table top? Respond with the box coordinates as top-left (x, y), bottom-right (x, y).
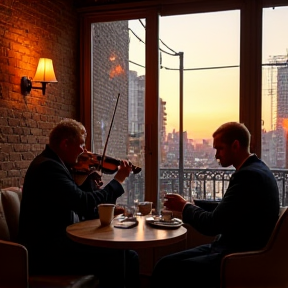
top-left (66, 215), bottom-right (187, 250)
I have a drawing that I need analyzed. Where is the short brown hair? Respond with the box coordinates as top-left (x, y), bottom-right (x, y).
top-left (212, 122), bottom-right (251, 148)
top-left (49, 118), bottom-right (87, 148)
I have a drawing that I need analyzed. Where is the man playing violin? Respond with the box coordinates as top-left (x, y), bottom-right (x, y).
top-left (19, 118), bottom-right (140, 288)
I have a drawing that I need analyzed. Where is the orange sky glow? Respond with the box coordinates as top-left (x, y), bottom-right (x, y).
top-left (128, 7), bottom-right (288, 140)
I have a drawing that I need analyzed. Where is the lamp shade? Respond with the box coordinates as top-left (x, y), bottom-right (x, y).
top-left (33, 58), bottom-right (58, 83)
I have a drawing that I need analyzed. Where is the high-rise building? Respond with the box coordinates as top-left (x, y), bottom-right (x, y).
top-left (160, 99), bottom-right (167, 165)
top-left (127, 71), bottom-right (145, 202)
top-left (128, 71), bottom-right (145, 137)
top-left (275, 61), bottom-right (288, 168)
top-left (262, 55), bottom-right (288, 168)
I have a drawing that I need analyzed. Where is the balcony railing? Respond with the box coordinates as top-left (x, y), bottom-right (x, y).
top-left (160, 168), bottom-right (288, 207)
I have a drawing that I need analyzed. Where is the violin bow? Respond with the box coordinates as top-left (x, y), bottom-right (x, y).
top-left (98, 93), bottom-right (121, 174)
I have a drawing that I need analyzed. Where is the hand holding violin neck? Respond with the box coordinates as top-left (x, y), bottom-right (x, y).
top-left (114, 160), bottom-right (133, 184)
top-left (97, 154), bottom-right (141, 175)
top-left (130, 163), bottom-right (141, 174)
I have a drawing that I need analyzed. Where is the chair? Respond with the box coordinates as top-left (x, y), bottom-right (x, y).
top-left (0, 239), bottom-right (28, 288)
top-left (0, 188), bottom-right (99, 288)
top-left (220, 206), bottom-right (288, 288)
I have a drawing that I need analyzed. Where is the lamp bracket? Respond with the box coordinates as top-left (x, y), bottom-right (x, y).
top-left (21, 76), bottom-right (48, 96)
top-left (21, 77), bottom-right (32, 96)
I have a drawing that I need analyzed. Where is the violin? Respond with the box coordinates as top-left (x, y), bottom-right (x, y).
top-left (72, 93), bottom-right (142, 187)
top-left (71, 151), bottom-right (141, 186)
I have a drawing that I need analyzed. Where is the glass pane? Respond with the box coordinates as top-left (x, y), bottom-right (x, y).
top-left (159, 11), bottom-right (240, 201)
top-left (91, 20), bottom-right (145, 207)
top-left (262, 6), bottom-right (288, 169)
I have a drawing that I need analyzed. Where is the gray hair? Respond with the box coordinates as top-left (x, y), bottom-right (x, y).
top-left (49, 118), bottom-right (87, 148)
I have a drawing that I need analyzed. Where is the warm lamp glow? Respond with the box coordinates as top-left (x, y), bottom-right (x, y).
top-left (21, 58), bottom-right (58, 96)
top-left (33, 58), bottom-right (57, 83)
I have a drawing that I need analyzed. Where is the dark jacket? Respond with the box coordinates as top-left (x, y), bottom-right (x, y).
top-left (182, 154), bottom-right (280, 253)
top-left (18, 145), bottom-right (124, 272)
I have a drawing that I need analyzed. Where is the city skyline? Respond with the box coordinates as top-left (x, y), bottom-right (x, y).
top-left (129, 6), bottom-right (288, 140)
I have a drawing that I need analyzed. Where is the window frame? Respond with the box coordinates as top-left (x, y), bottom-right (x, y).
top-left (78, 0), bottom-right (288, 204)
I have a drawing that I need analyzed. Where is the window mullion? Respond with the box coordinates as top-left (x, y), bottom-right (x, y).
top-left (239, 0), bottom-right (263, 156)
top-left (145, 10), bottom-right (160, 206)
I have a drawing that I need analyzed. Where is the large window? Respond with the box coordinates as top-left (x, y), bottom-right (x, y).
top-left (159, 11), bottom-right (240, 200)
top-left (80, 0), bottom-right (288, 208)
top-left (90, 19), bottom-right (146, 207)
top-left (261, 6), bottom-right (288, 169)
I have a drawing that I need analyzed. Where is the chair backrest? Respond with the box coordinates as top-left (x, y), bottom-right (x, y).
top-left (261, 206), bottom-right (288, 285)
top-left (0, 239), bottom-right (29, 288)
top-left (0, 188), bottom-right (100, 288)
top-left (0, 192), bottom-right (10, 241)
top-left (0, 188), bottom-right (22, 242)
top-left (221, 206), bottom-right (288, 288)
top-left (267, 206), bottom-right (287, 246)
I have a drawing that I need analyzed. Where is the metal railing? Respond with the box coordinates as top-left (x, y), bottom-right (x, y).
top-left (160, 168), bottom-right (288, 207)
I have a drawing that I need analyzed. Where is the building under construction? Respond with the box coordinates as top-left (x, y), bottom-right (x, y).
top-left (263, 54), bottom-right (288, 168)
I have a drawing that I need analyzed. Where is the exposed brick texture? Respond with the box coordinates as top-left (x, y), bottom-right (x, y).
top-left (74, 0), bottom-right (145, 8)
top-left (0, 0), bottom-right (79, 188)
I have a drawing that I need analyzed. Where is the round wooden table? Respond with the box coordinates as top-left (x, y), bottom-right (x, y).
top-left (66, 215), bottom-right (187, 250)
top-left (66, 215), bottom-right (187, 287)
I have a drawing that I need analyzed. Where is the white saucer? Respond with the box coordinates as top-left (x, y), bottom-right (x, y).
top-left (146, 217), bottom-right (183, 229)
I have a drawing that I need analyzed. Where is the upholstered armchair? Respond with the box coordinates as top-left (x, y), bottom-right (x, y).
top-left (220, 206), bottom-right (288, 288)
top-left (0, 187), bottom-right (99, 288)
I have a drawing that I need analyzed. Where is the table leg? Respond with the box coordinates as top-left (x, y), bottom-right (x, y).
top-left (123, 249), bottom-right (126, 288)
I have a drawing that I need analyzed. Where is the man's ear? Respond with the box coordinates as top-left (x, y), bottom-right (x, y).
top-left (232, 139), bottom-right (240, 150)
top-left (59, 138), bottom-right (69, 150)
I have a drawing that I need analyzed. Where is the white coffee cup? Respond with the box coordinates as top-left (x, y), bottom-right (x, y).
top-left (161, 210), bottom-right (173, 221)
top-left (98, 203), bottom-right (115, 226)
top-left (138, 201), bottom-right (152, 216)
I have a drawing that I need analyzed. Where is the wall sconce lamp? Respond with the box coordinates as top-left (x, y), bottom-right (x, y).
top-left (21, 58), bottom-right (58, 96)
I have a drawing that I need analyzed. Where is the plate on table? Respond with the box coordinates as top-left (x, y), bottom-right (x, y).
top-left (145, 216), bottom-right (183, 229)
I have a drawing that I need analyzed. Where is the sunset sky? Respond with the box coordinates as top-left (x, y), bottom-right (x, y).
top-left (128, 6), bottom-right (288, 140)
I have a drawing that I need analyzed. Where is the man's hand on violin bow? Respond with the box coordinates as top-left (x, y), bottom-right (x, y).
top-left (114, 160), bottom-right (132, 184)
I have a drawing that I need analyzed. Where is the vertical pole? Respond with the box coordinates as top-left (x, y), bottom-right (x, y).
top-left (179, 52), bottom-right (184, 196)
top-left (145, 10), bottom-right (159, 208)
top-left (123, 250), bottom-right (126, 287)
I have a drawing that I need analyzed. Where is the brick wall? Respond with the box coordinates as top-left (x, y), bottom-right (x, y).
top-left (0, 0), bottom-right (79, 188)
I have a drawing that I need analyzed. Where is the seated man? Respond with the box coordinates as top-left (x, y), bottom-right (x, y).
top-left (19, 118), bottom-right (139, 288)
top-left (151, 122), bottom-right (280, 288)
